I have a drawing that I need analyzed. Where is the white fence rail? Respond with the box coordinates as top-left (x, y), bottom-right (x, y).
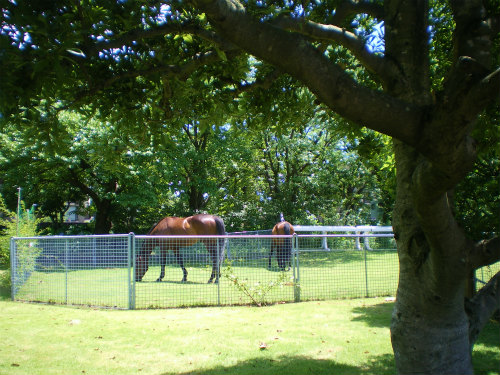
top-left (10, 230), bottom-right (398, 309)
top-left (294, 225), bottom-right (393, 251)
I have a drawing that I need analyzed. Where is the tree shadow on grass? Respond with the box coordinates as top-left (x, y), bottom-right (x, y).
top-left (472, 348), bottom-right (500, 375)
top-left (474, 320), bottom-right (500, 349)
top-left (163, 353), bottom-right (395, 375)
top-left (138, 280), bottom-right (207, 285)
top-left (351, 301), bottom-right (394, 328)
top-left (351, 301), bottom-right (499, 374)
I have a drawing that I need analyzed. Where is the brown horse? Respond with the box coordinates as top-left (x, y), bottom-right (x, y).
top-left (268, 221), bottom-right (295, 270)
top-left (135, 214), bottom-right (226, 283)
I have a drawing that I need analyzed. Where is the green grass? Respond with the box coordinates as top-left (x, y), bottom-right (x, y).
top-left (11, 250), bottom-right (400, 309)
top-left (1, 269), bottom-right (498, 375)
top-left (0, 297), bottom-right (396, 375)
top-left (0, 296), bottom-right (498, 375)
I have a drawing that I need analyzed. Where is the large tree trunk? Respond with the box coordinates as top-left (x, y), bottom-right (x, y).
top-left (390, 142), bottom-right (473, 374)
top-left (383, 1), bottom-right (473, 372)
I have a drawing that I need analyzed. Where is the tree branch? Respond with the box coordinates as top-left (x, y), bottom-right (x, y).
top-left (87, 22), bottom-right (237, 57)
top-left (466, 271), bottom-right (500, 345)
top-left (271, 15), bottom-right (397, 83)
top-left (450, 0), bottom-right (494, 69)
top-left (190, 0), bottom-right (423, 147)
top-left (440, 59), bottom-right (500, 130)
top-left (460, 67), bottom-right (500, 122)
top-left (234, 68), bottom-right (282, 94)
top-left (331, 0), bottom-right (384, 26)
top-left (468, 236), bottom-right (500, 270)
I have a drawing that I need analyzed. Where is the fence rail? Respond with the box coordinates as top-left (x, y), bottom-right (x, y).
top-left (10, 232), bottom-right (399, 309)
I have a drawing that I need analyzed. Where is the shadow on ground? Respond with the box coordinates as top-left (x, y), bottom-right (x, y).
top-left (163, 353), bottom-right (396, 375)
top-left (351, 301), bottom-right (394, 328)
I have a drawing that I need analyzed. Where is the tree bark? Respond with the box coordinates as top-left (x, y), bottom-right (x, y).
top-left (390, 142), bottom-right (473, 374)
top-left (93, 198), bottom-right (113, 234)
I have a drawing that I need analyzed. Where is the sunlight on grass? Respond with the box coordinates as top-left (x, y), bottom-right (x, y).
top-left (1, 297), bottom-right (497, 375)
top-left (12, 250), bottom-right (399, 309)
top-left (0, 298), bottom-right (397, 375)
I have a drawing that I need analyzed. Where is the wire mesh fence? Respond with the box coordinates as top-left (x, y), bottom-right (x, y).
top-left (10, 235), bottom-right (133, 309)
top-left (10, 232), bottom-right (400, 309)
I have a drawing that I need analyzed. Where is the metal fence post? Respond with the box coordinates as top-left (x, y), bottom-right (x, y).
top-left (217, 236), bottom-right (221, 306)
top-left (65, 238), bottom-right (69, 305)
top-left (128, 232), bottom-right (136, 310)
top-left (364, 242), bottom-right (369, 297)
top-left (10, 237), bottom-right (16, 300)
top-left (293, 234), bottom-right (300, 302)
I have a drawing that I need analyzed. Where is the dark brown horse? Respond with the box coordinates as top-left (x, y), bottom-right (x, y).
top-left (268, 221), bottom-right (295, 270)
top-left (135, 214), bottom-right (226, 283)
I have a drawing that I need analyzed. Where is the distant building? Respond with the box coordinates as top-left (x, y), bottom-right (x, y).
top-left (64, 201), bottom-right (93, 223)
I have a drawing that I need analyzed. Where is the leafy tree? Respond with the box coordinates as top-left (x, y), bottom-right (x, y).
top-left (1, 1), bottom-right (499, 374)
top-left (0, 120), bottom-right (86, 232)
top-left (0, 111), bottom-right (166, 234)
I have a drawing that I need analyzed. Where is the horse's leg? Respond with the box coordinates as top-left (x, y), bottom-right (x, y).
top-left (156, 249), bottom-right (167, 282)
top-left (207, 254), bottom-right (216, 284)
top-left (204, 239), bottom-right (217, 284)
top-left (268, 242), bottom-right (275, 269)
top-left (208, 248), bottom-right (217, 284)
top-left (277, 242), bottom-right (285, 270)
top-left (176, 251), bottom-right (188, 283)
top-left (286, 238), bottom-right (292, 270)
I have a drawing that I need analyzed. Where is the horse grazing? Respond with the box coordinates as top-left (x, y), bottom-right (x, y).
top-left (268, 221), bottom-right (295, 270)
top-left (135, 214), bottom-right (226, 284)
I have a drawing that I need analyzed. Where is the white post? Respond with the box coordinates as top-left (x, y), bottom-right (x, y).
top-left (16, 187), bottom-right (21, 236)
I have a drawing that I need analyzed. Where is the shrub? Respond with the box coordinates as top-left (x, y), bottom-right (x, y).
top-left (0, 196), bottom-right (40, 268)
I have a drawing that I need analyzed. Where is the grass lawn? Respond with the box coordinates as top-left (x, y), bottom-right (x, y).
top-left (11, 249), bottom-right (400, 309)
top-left (0, 297), bottom-right (396, 375)
top-left (1, 269), bottom-right (499, 375)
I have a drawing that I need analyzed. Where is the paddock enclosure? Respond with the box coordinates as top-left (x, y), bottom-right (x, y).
top-left (11, 228), bottom-right (498, 309)
top-left (10, 226), bottom-right (400, 309)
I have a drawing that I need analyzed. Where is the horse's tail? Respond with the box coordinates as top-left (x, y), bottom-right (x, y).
top-left (283, 222), bottom-right (292, 255)
top-left (214, 216), bottom-right (226, 264)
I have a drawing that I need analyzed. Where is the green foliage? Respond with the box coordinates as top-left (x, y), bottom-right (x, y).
top-left (0, 0), bottom-right (400, 233)
top-left (0, 0), bottom-right (495, 239)
top-left (0, 196), bottom-right (41, 268)
top-left (454, 106), bottom-right (500, 240)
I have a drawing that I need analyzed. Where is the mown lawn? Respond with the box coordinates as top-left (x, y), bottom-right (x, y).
top-left (11, 250), bottom-right (399, 309)
top-left (1, 269), bottom-right (498, 375)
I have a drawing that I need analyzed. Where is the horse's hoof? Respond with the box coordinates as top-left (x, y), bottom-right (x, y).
top-left (156, 279), bottom-right (162, 282)
top-left (181, 279), bottom-right (187, 283)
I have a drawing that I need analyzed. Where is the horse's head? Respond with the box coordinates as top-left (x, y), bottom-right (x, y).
top-left (135, 251), bottom-right (149, 282)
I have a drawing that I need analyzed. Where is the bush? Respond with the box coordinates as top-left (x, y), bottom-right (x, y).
top-left (0, 196), bottom-right (40, 268)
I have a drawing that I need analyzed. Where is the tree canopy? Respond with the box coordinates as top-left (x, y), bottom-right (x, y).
top-left (1, 0), bottom-right (499, 373)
